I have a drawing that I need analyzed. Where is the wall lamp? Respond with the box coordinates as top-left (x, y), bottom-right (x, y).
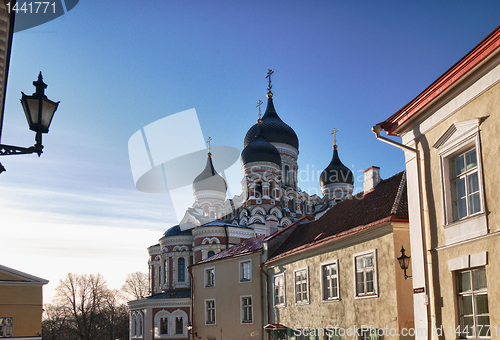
top-left (187, 324), bottom-right (198, 338)
top-left (0, 72), bottom-right (60, 173)
top-left (397, 246), bottom-right (412, 280)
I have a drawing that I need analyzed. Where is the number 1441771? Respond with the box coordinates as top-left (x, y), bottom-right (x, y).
top-left (6, 2), bottom-right (56, 14)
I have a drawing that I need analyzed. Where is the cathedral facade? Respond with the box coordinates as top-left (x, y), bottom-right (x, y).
top-left (128, 76), bottom-right (355, 340)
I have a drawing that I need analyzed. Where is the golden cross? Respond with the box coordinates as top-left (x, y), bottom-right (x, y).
top-left (266, 69), bottom-right (274, 93)
top-left (331, 128), bottom-right (338, 146)
top-left (207, 136), bottom-right (212, 153)
top-left (256, 100), bottom-right (263, 119)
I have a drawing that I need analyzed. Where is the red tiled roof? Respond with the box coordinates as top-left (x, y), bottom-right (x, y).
top-left (195, 235), bottom-right (265, 265)
top-left (267, 171), bottom-right (408, 261)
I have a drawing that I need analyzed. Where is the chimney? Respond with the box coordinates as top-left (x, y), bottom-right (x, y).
top-left (265, 219), bottom-right (278, 236)
top-left (363, 166), bottom-right (381, 192)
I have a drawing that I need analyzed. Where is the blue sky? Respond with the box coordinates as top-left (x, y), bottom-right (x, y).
top-left (1, 0), bottom-right (499, 303)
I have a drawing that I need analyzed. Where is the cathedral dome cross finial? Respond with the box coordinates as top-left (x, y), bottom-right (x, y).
top-left (207, 136), bottom-right (212, 156)
top-left (331, 128), bottom-right (338, 150)
top-left (256, 100), bottom-right (263, 124)
top-left (266, 69), bottom-right (274, 98)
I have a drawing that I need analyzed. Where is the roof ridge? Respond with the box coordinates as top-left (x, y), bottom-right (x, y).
top-left (391, 170), bottom-right (407, 215)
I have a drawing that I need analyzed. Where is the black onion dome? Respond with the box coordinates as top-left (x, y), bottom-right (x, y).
top-left (244, 97), bottom-right (299, 149)
top-left (241, 125), bottom-right (282, 166)
top-left (320, 148), bottom-right (354, 186)
top-left (163, 225), bottom-right (192, 237)
top-left (193, 155), bottom-right (227, 194)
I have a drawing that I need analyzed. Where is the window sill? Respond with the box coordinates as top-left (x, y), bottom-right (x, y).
top-left (444, 213), bottom-right (487, 245)
top-left (239, 279), bottom-right (252, 283)
top-left (295, 300), bottom-right (310, 305)
top-left (354, 293), bottom-right (378, 299)
top-left (322, 297), bottom-right (341, 303)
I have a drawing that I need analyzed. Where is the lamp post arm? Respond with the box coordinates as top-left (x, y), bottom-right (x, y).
top-left (0, 143), bottom-right (43, 156)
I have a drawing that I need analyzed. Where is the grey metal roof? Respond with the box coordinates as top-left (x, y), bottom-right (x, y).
top-left (147, 289), bottom-right (191, 299)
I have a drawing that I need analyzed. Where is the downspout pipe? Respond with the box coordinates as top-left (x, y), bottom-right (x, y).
top-left (372, 125), bottom-right (436, 340)
top-left (189, 266), bottom-right (195, 340)
top-left (260, 263), bottom-right (270, 340)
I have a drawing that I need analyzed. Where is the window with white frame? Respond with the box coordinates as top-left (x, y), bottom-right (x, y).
top-left (434, 119), bottom-right (486, 243)
top-left (241, 296), bottom-right (253, 323)
top-left (0, 318), bottom-right (12, 338)
top-left (354, 250), bottom-right (377, 297)
top-left (451, 149), bottom-right (481, 221)
top-left (457, 268), bottom-right (490, 338)
top-left (154, 310), bottom-right (170, 337)
top-left (205, 299), bottom-right (216, 324)
top-left (240, 260), bottom-right (251, 282)
top-left (273, 273), bottom-right (285, 307)
top-left (294, 268), bottom-right (309, 304)
top-left (164, 258), bottom-right (168, 285)
top-left (205, 267), bottom-right (215, 287)
top-left (322, 261), bottom-right (339, 301)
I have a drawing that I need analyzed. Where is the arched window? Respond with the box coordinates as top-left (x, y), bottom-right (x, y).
top-left (159, 265), bottom-right (162, 285)
top-left (138, 314), bottom-right (143, 336)
top-left (132, 313), bottom-right (137, 336)
top-left (208, 250), bottom-right (215, 258)
top-left (255, 181), bottom-right (262, 198)
top-left (160, 316), bottom-right (168, 335)
top-left (178, 258), bottom-right (185, 282)
top-left (175, 317), bottom-right (183, 334)
top-left (284, 165), bottom-right (290, 186)
top-left (164, 258), bottom-right (168, 284)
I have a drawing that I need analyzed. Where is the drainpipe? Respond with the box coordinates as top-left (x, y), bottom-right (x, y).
top-left (189, 266), bottom-right (195, 340)
top-left (372, 125), bottom-right (436, 340)
top-left (260, 262), bottom-right (270, 340)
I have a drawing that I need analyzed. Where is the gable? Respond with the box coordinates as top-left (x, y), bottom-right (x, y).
top-left (432, 118), bottom-right (481, 151)
top-left (0, 264), bottom-right (49, 284)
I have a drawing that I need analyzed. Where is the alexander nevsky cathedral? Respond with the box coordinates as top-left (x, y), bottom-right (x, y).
top-left (128, 71), bottom-right (355, 338)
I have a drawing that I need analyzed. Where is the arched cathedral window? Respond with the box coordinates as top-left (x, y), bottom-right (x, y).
top-left (178, 258), bottom-right (185, 282)
top-left (208, 250), bottom-right (215, 258)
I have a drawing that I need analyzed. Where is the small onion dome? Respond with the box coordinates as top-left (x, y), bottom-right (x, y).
top-left (193, 154), bottom-right (227, 194)
top-left (244, 97), bottom-right (299, 150)
top-left (163, 225), bottom-right (192, 237)
top-left (241, 125), bottom-right (282, 166)
top-left (320, 147), bottom-right (354, 186)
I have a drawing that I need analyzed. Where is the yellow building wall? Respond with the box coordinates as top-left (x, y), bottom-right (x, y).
top-left (0, 273), bottom-right (44, 337)
top-left (411, 68), bottom-right (500, 339)
top-left (269, 224), bottom-right (413, 340)
top-left (193, 252), bottom-right (263, 340)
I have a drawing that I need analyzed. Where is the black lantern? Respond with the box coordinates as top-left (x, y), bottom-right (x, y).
top-left (397, 246), bottom-right (412, 280)
top-left (0, 72), bottom-right (59, 171)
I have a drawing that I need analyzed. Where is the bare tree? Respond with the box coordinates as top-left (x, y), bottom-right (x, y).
top-left (44, 273), bottom-right (130, 340)
top-left (121, 272), bottom-right (149, 301)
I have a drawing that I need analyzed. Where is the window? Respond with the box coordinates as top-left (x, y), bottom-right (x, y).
top-left (325, 328), bottom-right (342, 340)
top-left (240, 260), bottom-right (251, 282)
top-left (359, 328), bottom-right (383, 340)
top-left (434, 119), bottom-right (487, 245)
top-left (322, 261), bottom-right (339, 301)
top-left (205, 299), bottom-right (216, 324)
top-left (164, 258), bottom-right (168, 284)
top-left (160, 317), bottom-right (168, 335)
top-left (175, 317), bottom-right (183, 334)
top-left (178, 257), bottom-right (185, 282)
top-left (451, 149), bottom-right (481, 221)
top-left (205, 267), bottom-right (215, 287)
top-left (294, 268), bottom-right (309, 304)
top-left (241, 296), bottom-right (253, 323)
top-left (208, 250), bottom-right (215, 258)
top-left (273, 273), bottom-right (285, 307)
top-left (354, 250), bottom-right (377, 297)
top-left (457, 268), bottom-right (490, 338)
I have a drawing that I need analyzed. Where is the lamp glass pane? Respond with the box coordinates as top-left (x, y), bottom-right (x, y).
top-left (41, 98), bottom-right (58, 129)
top-left (25, 97), bottom-right (41, 126)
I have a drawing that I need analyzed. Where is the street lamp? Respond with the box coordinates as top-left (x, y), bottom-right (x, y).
top-left (397, 246), bottom-right (412, 280)
top-left (187, 324), bottom-right (197, 338)
top-left (0, 72), bottom-right (59, 172)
